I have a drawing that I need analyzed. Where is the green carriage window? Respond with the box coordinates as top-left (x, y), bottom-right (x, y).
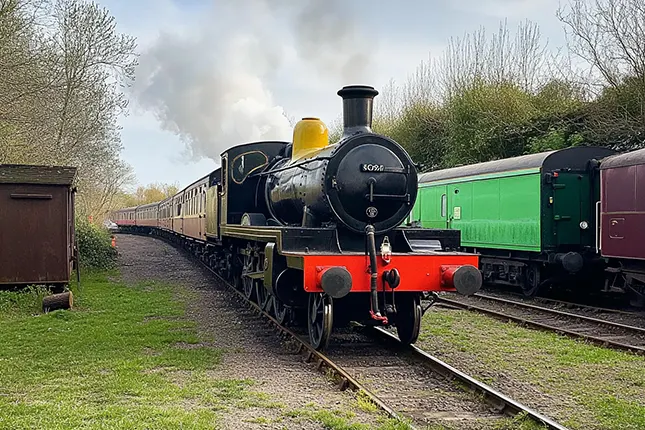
top-left (441, 194), bottom-right (447, 218)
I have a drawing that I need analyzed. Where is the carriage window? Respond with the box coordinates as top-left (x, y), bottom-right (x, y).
top-left (441, 194), bottom-right (447, 218)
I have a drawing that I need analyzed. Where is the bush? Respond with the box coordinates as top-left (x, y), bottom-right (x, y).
top-left (75, 219), bottom-right (117, 270)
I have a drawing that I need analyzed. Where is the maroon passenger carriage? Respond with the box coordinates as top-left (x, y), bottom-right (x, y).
top-left (599, 148), bottom-right (645, 305)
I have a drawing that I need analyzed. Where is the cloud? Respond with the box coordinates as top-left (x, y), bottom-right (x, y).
top-left (449, 0), bottom-right (561, 19)
top-left (128, 0), bottom-right (376, 164)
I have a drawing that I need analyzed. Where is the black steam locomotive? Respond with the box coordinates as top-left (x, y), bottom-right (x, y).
top-left (113, 85), bottom-right (482, 350)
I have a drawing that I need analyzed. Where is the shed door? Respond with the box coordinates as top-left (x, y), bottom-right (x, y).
top-left (0, 185), bottom-right (68, 284)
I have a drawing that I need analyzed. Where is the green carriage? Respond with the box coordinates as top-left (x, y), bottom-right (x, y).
top-left (410, 147), bottom-right (616, 295)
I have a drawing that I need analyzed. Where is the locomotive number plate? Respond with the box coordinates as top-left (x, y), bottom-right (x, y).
top-left (361, 163), bottom-right (385, 172)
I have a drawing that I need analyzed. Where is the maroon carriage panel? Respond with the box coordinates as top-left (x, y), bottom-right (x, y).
top-left (113, 207), bottom-right (136, 226)
top-left (0, 164), bottom-right (77, 286)
top-left (600, 149), bottom-right (645, 260)
top-left (135, 202), bottom-right (159, 228)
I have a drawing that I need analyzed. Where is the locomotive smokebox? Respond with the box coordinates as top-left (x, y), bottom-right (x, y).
top-left (265, 84), bottom-right (418, 234)
top-left (338, 85), bottom-right (379, 138)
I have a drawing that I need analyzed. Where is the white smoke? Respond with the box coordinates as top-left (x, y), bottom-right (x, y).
top-left (130, 0), bottom-right (374, 163)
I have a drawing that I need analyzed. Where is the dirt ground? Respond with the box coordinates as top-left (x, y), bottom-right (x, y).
top-left (114, 233), bottom-right (396, 430)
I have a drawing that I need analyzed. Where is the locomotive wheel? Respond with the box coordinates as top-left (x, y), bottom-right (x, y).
top-left (272, 296), bottom-right (289, 325)
top-left (256, 283), bottom-right (271, 311)
top-left (308, 293), bottom-right (333, 350)
top-left (396, 293), bottom-right (421, 345)
top-left (522, 264), bottom-right (541, 297)
top-left (242, 254), bottom-right (255, 301)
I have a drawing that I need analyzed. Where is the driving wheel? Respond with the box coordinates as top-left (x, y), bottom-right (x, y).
top-left (308, 293), bottom-right (333, 350)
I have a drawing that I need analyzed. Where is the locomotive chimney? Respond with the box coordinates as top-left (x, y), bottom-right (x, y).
top-left (337, 85), bottom-right (379, 138)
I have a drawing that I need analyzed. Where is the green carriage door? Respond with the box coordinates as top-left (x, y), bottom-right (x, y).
top-left (447, 183), bottom-right (469, 231)
top-left (417, 185), bottom-right (448, 229)
top-left (551, 172), bottom-right (588, 246)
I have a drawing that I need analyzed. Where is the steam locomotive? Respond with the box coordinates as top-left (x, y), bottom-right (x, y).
top-left (111, 85), bottom-right (482, 350)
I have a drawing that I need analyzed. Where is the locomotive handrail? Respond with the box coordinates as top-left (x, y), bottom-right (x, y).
top-left (363, 193), bottom-right (410, 201)
top-left (252, 156), bottom-right (333, 176)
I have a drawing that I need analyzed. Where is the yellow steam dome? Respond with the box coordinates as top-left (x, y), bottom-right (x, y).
top-left (291, 117), bottom-right (328, 160)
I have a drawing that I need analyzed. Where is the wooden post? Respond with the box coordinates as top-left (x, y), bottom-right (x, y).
top-left (42, 291), bottom-right (73, 313)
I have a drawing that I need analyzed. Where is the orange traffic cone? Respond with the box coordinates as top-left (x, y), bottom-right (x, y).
top-left (111, 236), bottom-right (116, 248)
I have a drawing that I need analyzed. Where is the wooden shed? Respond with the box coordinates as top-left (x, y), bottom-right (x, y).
top-left (0, 164), bottom-right (77, 290)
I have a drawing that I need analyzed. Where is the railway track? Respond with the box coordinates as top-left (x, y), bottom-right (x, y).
top-left (436, 293), bottom-right (645, 355)
top-left (484, 289), bottom-right (645, 319)
top-left (138, 233), bottom-right (568, 430)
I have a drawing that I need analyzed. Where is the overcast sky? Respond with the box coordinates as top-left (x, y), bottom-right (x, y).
top-left (99, 0), bottom-right (568, 190)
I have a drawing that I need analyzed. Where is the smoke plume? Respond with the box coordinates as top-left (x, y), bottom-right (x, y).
top-left (130, 0), bottom-right (373, 164)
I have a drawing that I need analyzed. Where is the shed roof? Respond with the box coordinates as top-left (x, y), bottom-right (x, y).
top-left (418, 146), bottom-right (616, 184)
top-left (0, 164), bottom-right (77, 185)
top-left (600, 148), bottom-right (645, 170)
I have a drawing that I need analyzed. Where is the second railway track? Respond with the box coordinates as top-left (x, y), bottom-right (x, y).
top-left (142, 233), bottom-right (568, 430)
top-left (436, 293), bottom-right (645, 355)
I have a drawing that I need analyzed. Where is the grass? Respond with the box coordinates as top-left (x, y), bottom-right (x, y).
top-left (418, 306), bottom-right (645, 430)
top-left (0, 285), bottom-right (50, 315)
top-left (282, 405), bottom-right (413, 430)
top-left (0, 271), bottom-right (225, 429)
top-left (0, 271), bottom-right (410, 429)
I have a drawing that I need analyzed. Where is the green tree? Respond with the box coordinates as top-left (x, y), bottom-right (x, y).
top-left (443, 81), bottom-right (538, 165)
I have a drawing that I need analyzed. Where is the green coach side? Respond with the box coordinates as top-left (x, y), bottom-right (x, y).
top-left (414, 167), bottom-right (542, 252)
top-left (412, 146), bottom-right (616, 296)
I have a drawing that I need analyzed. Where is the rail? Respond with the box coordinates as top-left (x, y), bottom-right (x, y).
top-left (438, 293), bottom-right (645, 355)
top-left (121, 230), bottom-right (569, 430)
top-left (196, 257), bottom-right (415, 429)
top-left (373, 327), bottom-right (569, 430)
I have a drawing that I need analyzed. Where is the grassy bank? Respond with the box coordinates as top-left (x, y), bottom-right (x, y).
top-left (0, 272), bottom-right (406, 430)
top-left (418, 307), bottom-right (645, 430)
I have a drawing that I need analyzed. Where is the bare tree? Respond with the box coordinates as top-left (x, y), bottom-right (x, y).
top-left (76, 156), bottom-right (135, 220)
top-left (558, 0), bottom-right (645, 90)
top-left (49, 0), bottom-right (137, 160)
top-left (558, 0), bottom-right (645, 149)
top-left (0, 0), bottom-right (141, 221)
top-left (438, 20), bottom-right (551, 97)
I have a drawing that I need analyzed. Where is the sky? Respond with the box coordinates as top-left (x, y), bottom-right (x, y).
top-left (99, 0), bottom-right (569, 191)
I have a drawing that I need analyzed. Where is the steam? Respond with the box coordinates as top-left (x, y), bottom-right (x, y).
top-left (130, 0), bottom-right (374, 163)
top-left (289, 0), bottom-right (372, 83)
